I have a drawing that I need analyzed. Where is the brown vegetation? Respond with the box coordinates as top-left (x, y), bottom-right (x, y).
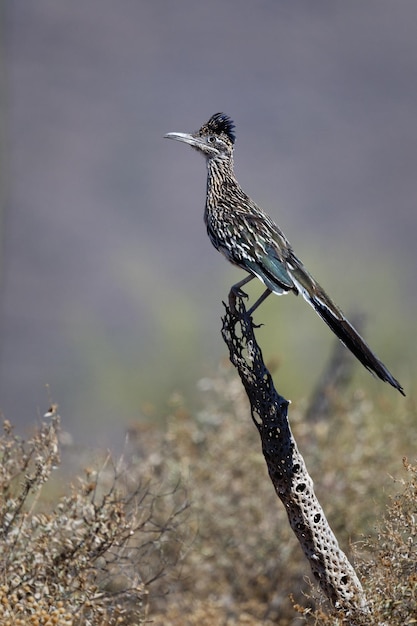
top-left (0, 367), bottom-right (415, 625)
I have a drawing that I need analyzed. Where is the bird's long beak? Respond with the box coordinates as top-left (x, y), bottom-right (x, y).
top-left (164, 132), bottom-right (201, 147)
top-left (164, 131), bottom-right (216, 156)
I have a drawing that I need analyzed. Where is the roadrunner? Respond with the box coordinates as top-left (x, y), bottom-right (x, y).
top-left (164, 113), bottom-right (404, 395)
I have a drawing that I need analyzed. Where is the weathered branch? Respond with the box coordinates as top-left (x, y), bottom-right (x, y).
top-left (221, 296), bottom-right (368, 616)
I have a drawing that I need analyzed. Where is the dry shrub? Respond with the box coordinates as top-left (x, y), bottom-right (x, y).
top-left (0, 364), bottom-right (415, 626)
top-left (0, 410), bottom-right (190, 626)
top-left (357, 458), bottom-right (417, 624)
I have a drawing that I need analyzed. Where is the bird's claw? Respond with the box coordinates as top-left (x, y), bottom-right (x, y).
top-left (233, 287), bottom-right (249, 300)
top-left (228, 287), bottom-right (248, 316)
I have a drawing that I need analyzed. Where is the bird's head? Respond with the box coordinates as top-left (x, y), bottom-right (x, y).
top-left (164, 113), bottom-right (235, 161)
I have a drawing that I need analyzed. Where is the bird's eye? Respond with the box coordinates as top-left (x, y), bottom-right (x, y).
top-left (207, 136), bottom-right (216, 144)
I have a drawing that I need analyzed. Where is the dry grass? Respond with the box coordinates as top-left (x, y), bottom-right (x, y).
top-left (0, 365), bottom-right (415, 625)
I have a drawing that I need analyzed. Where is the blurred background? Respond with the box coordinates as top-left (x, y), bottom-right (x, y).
top-left (0, 0), bottom-right (416, 445)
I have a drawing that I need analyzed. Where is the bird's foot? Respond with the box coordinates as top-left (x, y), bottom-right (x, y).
top-left (228, 287), bottom-right (248, 316)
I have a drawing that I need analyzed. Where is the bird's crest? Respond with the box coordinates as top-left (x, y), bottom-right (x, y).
top-left (200, 113), bottom-right (236, 144)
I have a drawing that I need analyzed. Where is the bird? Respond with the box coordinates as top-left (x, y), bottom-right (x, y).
top-left (164, 113), bottom-right (405, 395)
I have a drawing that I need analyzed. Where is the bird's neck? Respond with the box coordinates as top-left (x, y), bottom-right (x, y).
top-left (205, 156), bottom-right (235, 210)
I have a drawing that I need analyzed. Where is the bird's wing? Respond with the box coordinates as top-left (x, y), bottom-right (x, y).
top-left (239, 213), bottom-right (297, 294)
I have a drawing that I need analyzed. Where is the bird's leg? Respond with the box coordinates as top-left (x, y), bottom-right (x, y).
top-left (247, 288), bottom-right (272, 317)
top-left (228, 274), bottom-right (255, 315)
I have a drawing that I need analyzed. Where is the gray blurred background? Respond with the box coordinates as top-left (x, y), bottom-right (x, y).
top-left (1, 1), bottom-right (416, 444)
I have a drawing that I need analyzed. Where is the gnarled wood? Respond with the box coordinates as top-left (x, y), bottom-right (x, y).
top-left (221, 296), bottom-right (368, 616)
